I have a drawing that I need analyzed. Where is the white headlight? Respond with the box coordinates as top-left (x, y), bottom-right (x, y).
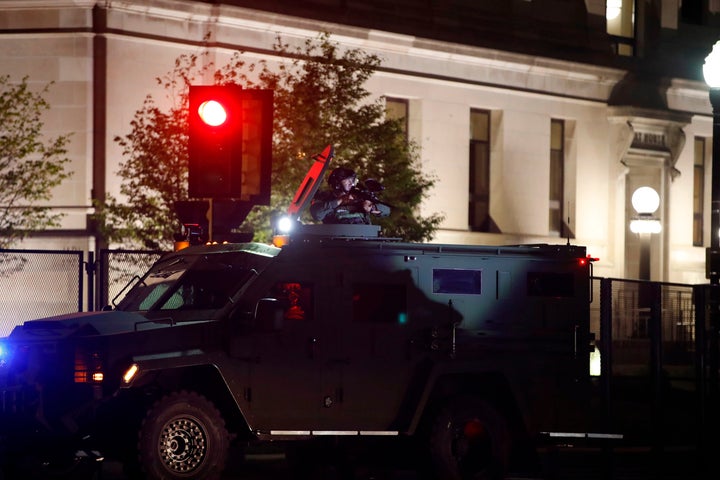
top-left (277, 216), bottom-right (294, 234)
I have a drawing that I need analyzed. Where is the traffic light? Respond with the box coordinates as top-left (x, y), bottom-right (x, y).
top-left (188, 85), bottom-right (273, 203)
top-left (236, 88), bottom-right (273, 206)
top-left (188, 85), bottom-right (244, 198)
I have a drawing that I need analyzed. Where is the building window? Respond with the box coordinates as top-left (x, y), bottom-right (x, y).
top-left (694, 137), bottom-right (706, 247)
top-left (385, 97), bottom-right (408, 143)
top-left (549, 120), bottom-right (565, 236)
top-left (469, 109), bottom-right (491, 232)
top-left (606, 0), bottom-right (635, 56)
top-left (681, 0), bottom-right (704, 24)
top-left (712, 0), bottom-right (720, 15)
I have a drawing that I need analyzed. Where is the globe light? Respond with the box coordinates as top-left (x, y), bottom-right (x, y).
top-left (703, 41), bottom-right (720, 88)
top-left (631, 186), bottom-right (660, 214)
top-left (630, 186), bottom-right (661, 234)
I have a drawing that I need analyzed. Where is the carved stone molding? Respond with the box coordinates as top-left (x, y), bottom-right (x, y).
top-left (607, 107), bottom-right (690, 181)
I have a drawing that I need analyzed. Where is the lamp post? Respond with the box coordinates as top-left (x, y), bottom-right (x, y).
top-left (704, 41), bottom-right (720, 282)
top-left (703, 41), bottom-right (720, 461)
top-left (629, 186), bottom-right (661, 281)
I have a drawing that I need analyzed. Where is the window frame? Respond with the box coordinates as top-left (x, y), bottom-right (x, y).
top-left (469, 108), bottom-right (491, 232)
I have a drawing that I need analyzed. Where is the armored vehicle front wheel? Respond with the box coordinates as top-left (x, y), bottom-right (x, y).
top-left (429, 396), bottom-right (511, 480)
top-left (138, 390), bottom-right (229, 480)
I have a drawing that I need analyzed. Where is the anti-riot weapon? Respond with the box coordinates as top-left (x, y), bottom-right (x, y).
top-left (350, 178), bottom-right (394, 209)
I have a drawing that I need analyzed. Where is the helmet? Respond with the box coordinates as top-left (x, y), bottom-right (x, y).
top-left (327, 167), bottom-right (356, 189)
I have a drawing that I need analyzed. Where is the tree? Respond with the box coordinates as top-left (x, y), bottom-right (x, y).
top-left (101, 33), bottom-right (443, 249)
top-left (0, 75), bottom-right (72, 249)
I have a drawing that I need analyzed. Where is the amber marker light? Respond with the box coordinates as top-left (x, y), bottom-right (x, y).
top-left (123, 364), bottom-right (139, 384)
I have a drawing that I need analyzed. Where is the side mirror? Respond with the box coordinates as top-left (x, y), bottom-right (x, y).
top-left (255, 298), bottom-right (284, 332)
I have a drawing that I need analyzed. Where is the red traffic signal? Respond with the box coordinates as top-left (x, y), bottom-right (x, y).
top-left (188, 85), bottom-right (243, 198)
top-left (197, 100), bottom-right (228, 127)
top-left (188, 85), bottom-right (273, 203)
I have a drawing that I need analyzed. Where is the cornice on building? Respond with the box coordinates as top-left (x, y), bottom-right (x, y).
top-left (0, 1), bottom-right (96, 7)
top-left (666, 78), bottom-right (714, 115)
top-left (4, 0), bottom-right (629, 106)
top-left (1, 0), bottom-right (714, 116)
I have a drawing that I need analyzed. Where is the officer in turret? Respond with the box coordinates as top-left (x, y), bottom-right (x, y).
top-left (310, 167), bottom-right (390, 224)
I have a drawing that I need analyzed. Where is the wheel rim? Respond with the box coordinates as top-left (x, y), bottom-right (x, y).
top-left (452, 418), bottom-right (492, 477)
top-left (158, 416), bottom-right (207, 474)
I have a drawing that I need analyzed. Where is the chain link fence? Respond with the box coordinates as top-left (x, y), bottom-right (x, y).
top-left (0, 249), bottom-right (83, 337)
top-left (0, 249), bottom-right (165, 337)
top-left (97, 250), bottom-right (165, 310)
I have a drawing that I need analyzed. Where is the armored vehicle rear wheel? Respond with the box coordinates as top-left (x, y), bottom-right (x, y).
top-left (138, 390), bottom-right (229, 480)
top-left (429, 396), bottom-right (510, 480)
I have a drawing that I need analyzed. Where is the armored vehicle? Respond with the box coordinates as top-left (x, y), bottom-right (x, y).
top-left (0, 147), bottom-right (598, 479)
top-left (0, 227), bottom-right (595, 479)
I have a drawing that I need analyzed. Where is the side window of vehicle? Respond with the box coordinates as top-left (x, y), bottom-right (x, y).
top-left (432, 268), bottom-right (482, 294)
top-left (160, 283), bottom-right (224, 310)
top-left (352, 283), bottom-right (407, 324)
top-left (140, 284), bottom-right (171, 310)
top-left (266, 282), bottom-right (314, 321)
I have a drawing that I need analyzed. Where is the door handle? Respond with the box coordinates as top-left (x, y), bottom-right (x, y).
top-left (573, 325), bottom-right (578, 358)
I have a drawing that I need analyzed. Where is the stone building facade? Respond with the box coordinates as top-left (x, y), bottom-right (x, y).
top-left (0, 0), bottom-right (718, 283)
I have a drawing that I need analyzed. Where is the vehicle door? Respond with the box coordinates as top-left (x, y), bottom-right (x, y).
top-left (229, 261), bottom-right (329, 432)
top-left (507, 257), bottom-right (593, 434)
top-left (320, 253), bottom-right (423, 431)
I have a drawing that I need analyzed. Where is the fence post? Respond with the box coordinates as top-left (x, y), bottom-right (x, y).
top-left (98, 249), bottom-right (109, 309)
top-left (85, 251), bottom-right (94, 312)
top-left (694, 285), bottom-right (707, 472)
top-left (600, 277), bottom-right (613, 428)
top-left (704, 282), bottom-right (720, 478)
top-left (599, 277), bottom-right (614, 480)
top-left (649, 282), bottom-right (663, 473)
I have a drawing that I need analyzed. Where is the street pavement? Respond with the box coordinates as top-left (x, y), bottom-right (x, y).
top-left (93, 444), bottom-right (710, 480)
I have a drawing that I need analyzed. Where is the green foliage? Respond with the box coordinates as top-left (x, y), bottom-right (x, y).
top-left (102, 33), bottom-right (442, 248)
top-left (0, 75), bottom-right (72, 248)
top-left (101, 95), bottom-right (190, 249)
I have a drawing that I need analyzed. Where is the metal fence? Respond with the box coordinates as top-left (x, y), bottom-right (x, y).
top-left (96, 249), bottom-right (165, 310)
top-left (590, 278), bottom-right (701, 445)
top-left (0, 249), bottom-right (164, 337)
top-left (0, 249), bottom-right (84, 337)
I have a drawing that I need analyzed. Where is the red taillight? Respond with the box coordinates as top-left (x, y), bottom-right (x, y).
top-left (580, 255), bottom-right (599, 266)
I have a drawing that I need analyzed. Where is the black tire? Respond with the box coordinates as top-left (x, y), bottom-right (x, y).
top-left (138, 390), bottom-right (229, 480)
top-left (429, 396), bottom-right (511, 480)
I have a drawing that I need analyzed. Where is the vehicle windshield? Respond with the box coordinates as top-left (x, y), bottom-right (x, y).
top-left (115, 250), bottom-right (271, 313)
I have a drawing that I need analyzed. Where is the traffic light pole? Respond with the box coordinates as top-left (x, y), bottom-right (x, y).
top-left (207, 198), bottom-right (213, 243)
